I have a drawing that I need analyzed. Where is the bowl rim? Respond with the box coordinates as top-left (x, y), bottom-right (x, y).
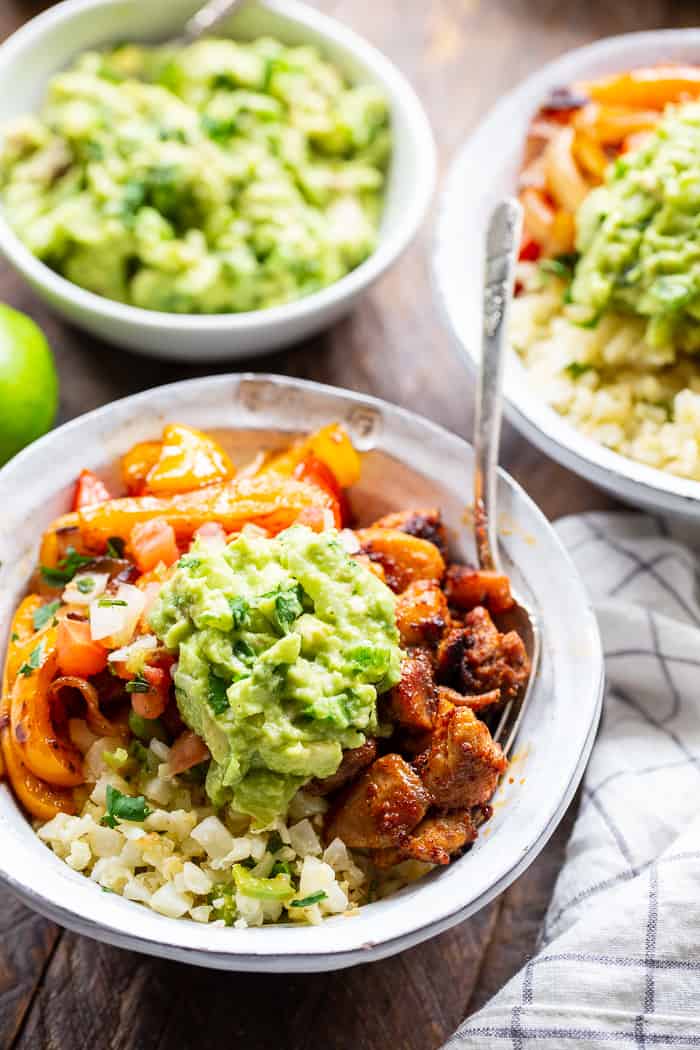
top-left (0, 0), bottom-right (436, 330)
top-left (0, 373), bottom-right (604, 968)
top-left (433, 28), bottom-right (700, 514)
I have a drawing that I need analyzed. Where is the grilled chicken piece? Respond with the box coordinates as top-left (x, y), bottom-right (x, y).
top-left (414, 702), bottom-right (508, 810)
top-left (437, 684), bottom-right (503, 713)
top-left (355, 528), bottom-right (445, 593)
top-left (444, 564), bottom-right (514, 615)
top-left (395, 580), bottom-right (449, 647)
top-left (307, 739), bottom-right (378, 796)
top-left (371, 809), bottom-right (476, 869)
top-left (436, 606), bottom-right (530, 701)
top-left (371, 508), bottom-right (448, 556)
top-left (385, 649), bottom-right (437, 732)
top-left (324, 754), bottom-right (430, 850)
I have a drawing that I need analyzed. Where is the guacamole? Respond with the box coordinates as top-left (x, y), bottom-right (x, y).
top-left (0, 38), bottom-right (390, 314)
top-left (571, 101), bottom-right (700, 351)
top-left (149, 525), bottom-right (401, 825)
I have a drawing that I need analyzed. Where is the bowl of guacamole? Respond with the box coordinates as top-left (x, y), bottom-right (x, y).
top-left (0, 0), bottom-right (436, 359)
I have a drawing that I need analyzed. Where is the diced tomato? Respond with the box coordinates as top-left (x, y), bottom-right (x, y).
top-left (169, 730), bottom-right (210, 775)
top-left (130, 664), bottom-right (170, 720)
top-left (293, 454), bottom-right (348, 527)
top-left (129, 518), bottom-right (179, 574)
top-left (518, 236), bottom-right (541, 262)
top-left (73, 469), bottom-right (111, 511)
top-left (56, 618), bottom-right (108, 677)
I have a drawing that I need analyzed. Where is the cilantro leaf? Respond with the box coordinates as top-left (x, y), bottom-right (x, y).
top-left (178, 555), bottom-right (202, 569)
top-left (41, 547), bottom-right (94, 586)
top-left (207, 671), bottom-right (229, 715)
top-left (101, 784), bottom-right (151, 828)
top-left (32, 600), bottom-right (61, 631)
top-left (228, 595), bottom-right (249, 630)
top-left (290, 890), bottom-right (327, 908)
top-left (564, 361), bottom-right (594, 380)
top-left (18, 642), bottom-right (44, 677)
top-left (274, 586), bottom-right (304, 633)
top-left (97, 598), bottom-right (128, 607)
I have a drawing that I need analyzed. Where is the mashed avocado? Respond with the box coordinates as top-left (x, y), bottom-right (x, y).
top-left (149, 525), bottom-right (401, 825)
top-left (571, 102), bottom-right (700, 351)
top-left (0, 38), bottom-right (390, 313)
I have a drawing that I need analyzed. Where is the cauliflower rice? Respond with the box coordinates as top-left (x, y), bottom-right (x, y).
top-left (37, 728), bottom-right (428, 927)
top-left (511, 265), bottom-right (700, 480)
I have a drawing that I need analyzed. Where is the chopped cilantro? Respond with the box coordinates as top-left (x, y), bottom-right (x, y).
top-left (539, 252), bottom-right (579, 281)
top-left (178, 555), bottom-right (201, 569)
top-left (233, 639), bottom-right (255, 663)
top-left (564, 361), bottom-right (594, 379)
top-left (101, 784), bottom-right (151, 828)
top-left (76, 576), bottom-right (95, 594)
top-left (40, 547), bottom-right (94, 585)
top-left (207, 671), bottom-right (229, 715)
top-left (32, 600), bottom-right (61, 631)
top-left (273, 586), bottom-right (304, 633)
top-left (290, 890), bottom-right (327, 908)
top-left (10, 632), bottom-right (19, 642)
top-left (98, 597), bottom-right (128, 607)
top-left (228, 595), bottom-right (249, 630)
top-left (125, 672), bottom-right (150, 694)
top-left (270, 859), bottom-right (291, 877)
top-left (201, 113), bottom-right (238, 143)
top-left (106, 537), bottom-right (125, 558)
top-left (267, 831), bottom-right (283, 854)
top-left (18, 642), bottom-right (44, 677)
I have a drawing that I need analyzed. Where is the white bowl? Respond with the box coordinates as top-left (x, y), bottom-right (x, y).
top-left (434, 29), bottom-right (700, 521)
top-left (0, 374), bottom-right (603, 971)
top-left (0, 0), bottom-right (435, 362)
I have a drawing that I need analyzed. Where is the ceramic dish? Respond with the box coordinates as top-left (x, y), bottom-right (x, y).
top-left (0, 0), bottom-right (435, 362)
top-left (0, 374), bottom-right (603, 971)
top-left (434, 29), bottom-right (700, 521)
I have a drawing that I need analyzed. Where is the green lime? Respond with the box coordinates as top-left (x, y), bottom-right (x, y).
top-left (0, 304), bottom-right (58, 466)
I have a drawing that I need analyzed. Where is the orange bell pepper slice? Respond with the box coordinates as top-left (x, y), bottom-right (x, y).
top-left (10, 626), bottom-right (84, 787)
top-left (577, 66), bottom-right (700, 109)
top-left (122, 440), bottom-right (163, 496)
top-left (73, 469), bottom-right (112, 510)
top-left (293, 454), bottom-right (349, 527)
top-left (261, 423), bottom-right (361, 489)
top-left (145, 424), bottom-right (235, 495)
top-left (78, 475), bottom-right (338, 549)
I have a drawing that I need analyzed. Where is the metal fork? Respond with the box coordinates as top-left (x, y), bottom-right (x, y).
top-left (473, 199), bottom-right (541, 756)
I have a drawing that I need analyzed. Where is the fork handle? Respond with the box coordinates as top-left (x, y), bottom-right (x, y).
top-left (181, 0), bottom-right (247, 44)
top-left (473, 198), bottom-right (523, 572)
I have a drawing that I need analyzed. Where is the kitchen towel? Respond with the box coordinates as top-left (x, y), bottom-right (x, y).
top-left (447, 511), bottom-right (700, 1049)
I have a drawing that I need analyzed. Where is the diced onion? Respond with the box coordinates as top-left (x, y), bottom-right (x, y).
top-left (193, 522), bottom-right (226, 550)
top-left (107, 634), bottom-right (158, 664)
top-left (89, 583), bottom-right (145, 646)
top-left (63, 572), bottom-right (109, 606)
top-left (338, 529), bottom-right (360, 554)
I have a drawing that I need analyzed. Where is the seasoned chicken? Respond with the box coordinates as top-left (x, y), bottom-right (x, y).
top-left (445, 564), bottom-right (514, 615)
top-left (371, 809), bottom-right (476, 868)
top-left (395, 580), bottom-right (448, 647)
top-left (307, 739), bottom-right (378, 796)
top-left (437, 684), bottom-right (502, 713)
top-left (371, 508), bottom-right (448, 556)
top-left (436, 606), bottom-right (530, 701)
top-left (414, 702), bottom-right (508, 810)
top-left (324, 754), bottom-right (430, 849)
top-left (384, 649), bottom-right (437, 732)
top-left (355, 528), bottom-right (445, 593)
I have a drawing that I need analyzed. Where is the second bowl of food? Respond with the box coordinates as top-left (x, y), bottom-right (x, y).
top-left (0, 0), bottom-right (435, 360)
top-left (435, 29), bottom-right (700, 519)
top-left (0, 373), bottom-right (603, 971)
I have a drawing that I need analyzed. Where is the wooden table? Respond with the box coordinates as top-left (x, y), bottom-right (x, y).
top-left (1, 1), bottom-right (694, 1046)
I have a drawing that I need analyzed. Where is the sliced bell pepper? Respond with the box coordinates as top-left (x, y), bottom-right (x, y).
top-left (145, 423), bottom-right (235, 495)
top-left (577, 66), bottom-right (700, 109)
top-left (121, 440), bottom-right (162, 496)
top-left (78, 475), bottom-right (338, 549)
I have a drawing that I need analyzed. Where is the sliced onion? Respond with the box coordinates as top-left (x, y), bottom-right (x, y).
top-left (63, 572), bottom-right (109, 606)
top-left (90, 583), bottom-right (145, 646)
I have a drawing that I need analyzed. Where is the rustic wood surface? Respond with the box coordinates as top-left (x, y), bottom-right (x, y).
top-left (0, 2), bottom-right (695, 1048)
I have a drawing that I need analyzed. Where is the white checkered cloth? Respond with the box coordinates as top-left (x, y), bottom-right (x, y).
top-left (446, 512), bottom-right (700, 1049)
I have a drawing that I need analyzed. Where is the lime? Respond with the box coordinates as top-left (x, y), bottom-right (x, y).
top-left (0, 304), bottom-right (58, 466)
